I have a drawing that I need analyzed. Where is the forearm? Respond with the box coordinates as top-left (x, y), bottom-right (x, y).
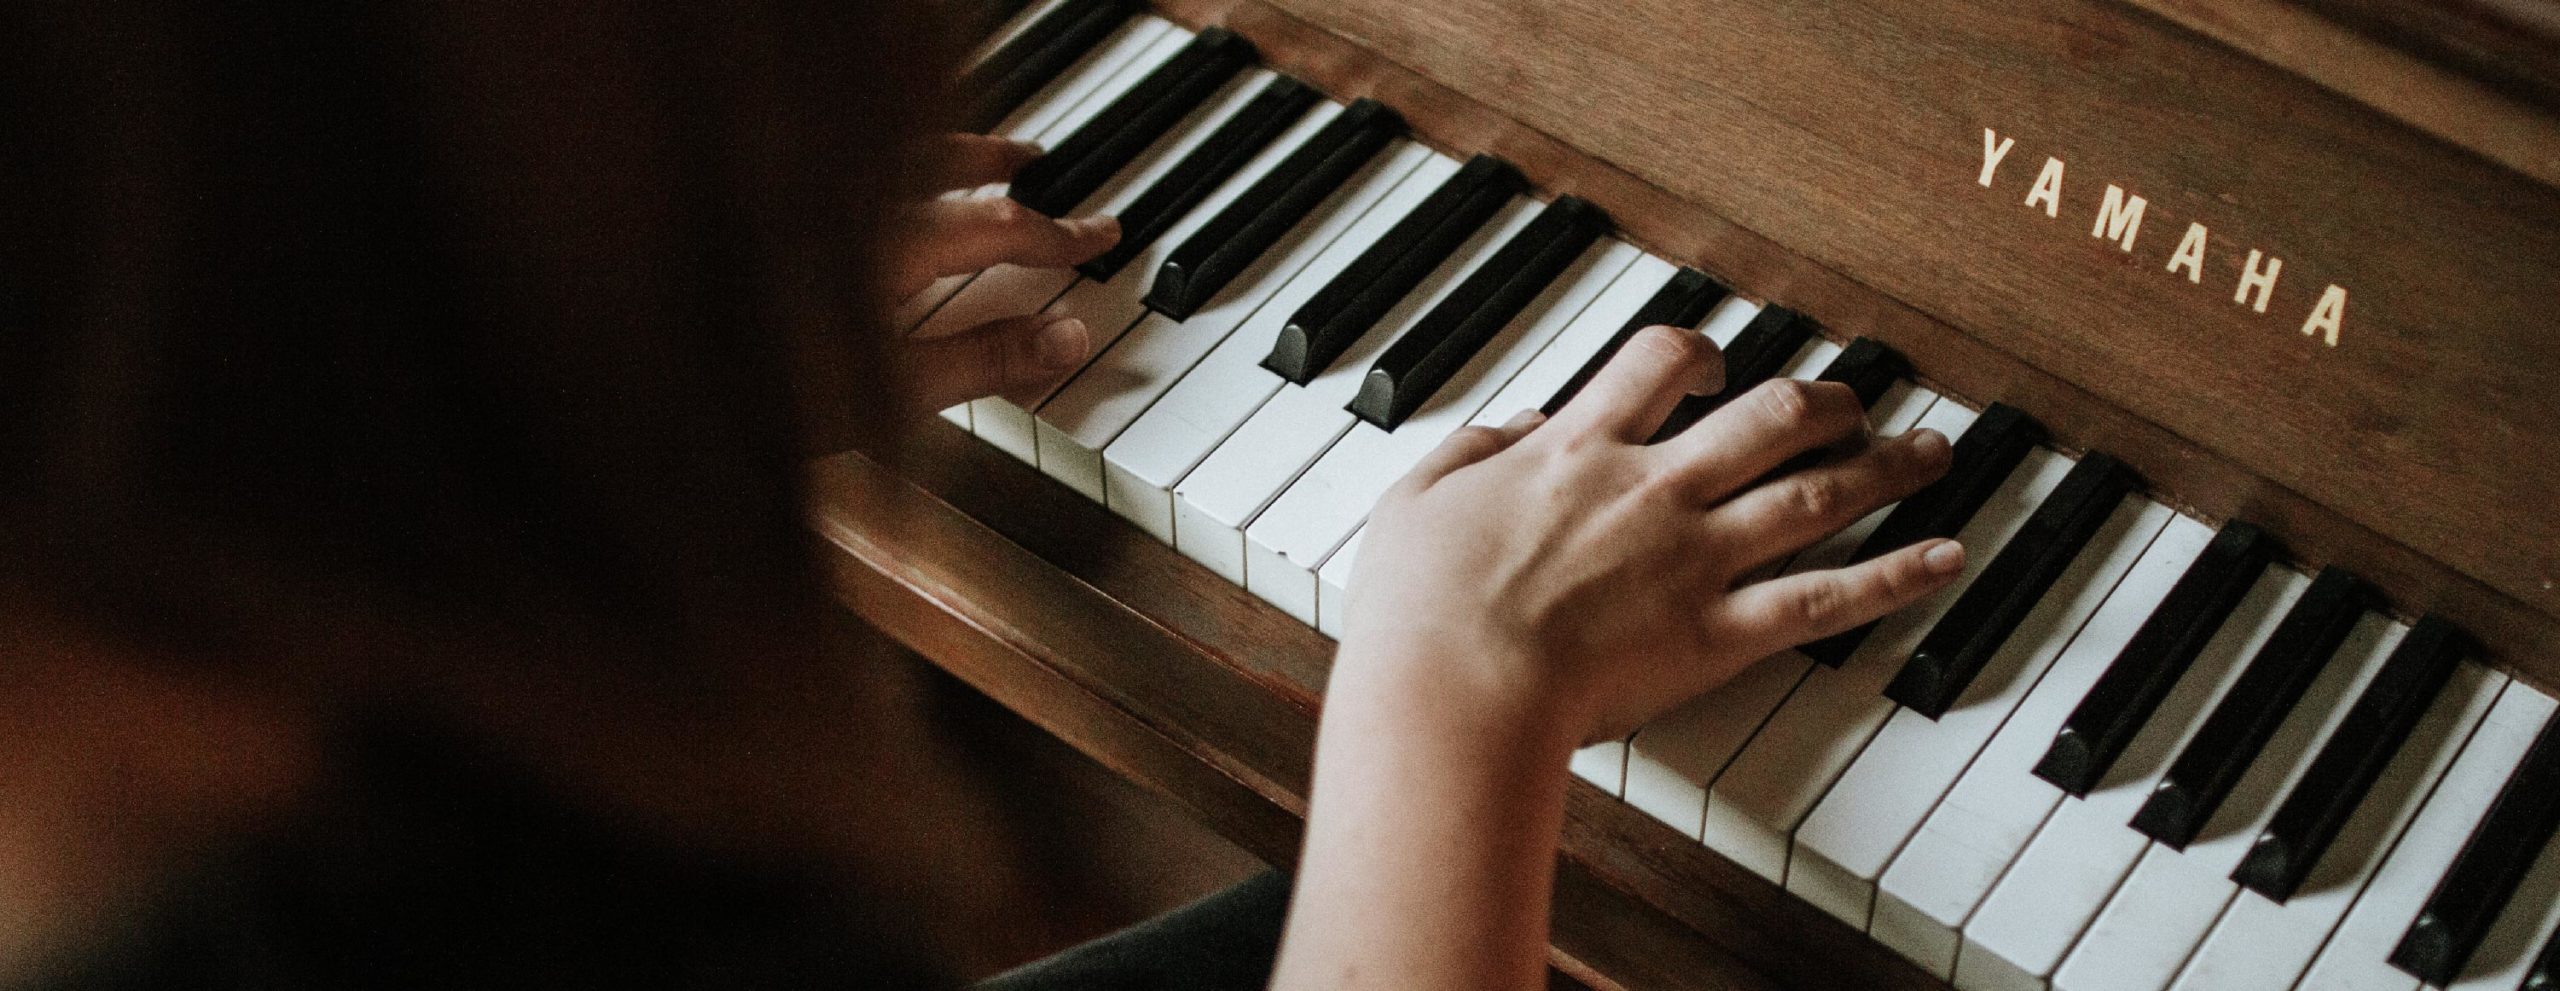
top-left (1270, 639), bottom-right (1582, 991)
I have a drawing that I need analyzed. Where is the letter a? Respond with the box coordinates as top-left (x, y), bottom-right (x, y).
top-left (2301, 285), bottom-right (2346, 346)
top-left (2023, 157), bottom-right (2065, 218)
top-left (2165, 223), bottom-right (2209, 283)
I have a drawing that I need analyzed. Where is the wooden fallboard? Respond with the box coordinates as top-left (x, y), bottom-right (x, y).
top-left (1150, 0), bottom-right (2560, 690)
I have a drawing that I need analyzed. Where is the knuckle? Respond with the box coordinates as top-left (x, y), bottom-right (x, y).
top-left (1785, 476), bottom-right (1842, 521)
top-left (1628, 324), bottom-right (1706, 365)
top-left (1789, 581), bottom-right (1849, 629)
top-left (1752, 377), bottom-right (1815, 425)
top-left (984, 197), bottom-right (1033, 227)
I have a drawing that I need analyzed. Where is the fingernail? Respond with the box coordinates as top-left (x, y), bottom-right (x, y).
top-left (1013, 139), bottom-right (1044, 157)
top-left (1502, 408), bottom-right (1546, 430)
top-left (1923, 539), bottom-right (1966, 575)
top-left (1067, 214), bottom-right (1119, 238)
top-left (1910, 427), bottom-right (1951, 465)
top-left (1036, 317), bottom-right (1089, 370)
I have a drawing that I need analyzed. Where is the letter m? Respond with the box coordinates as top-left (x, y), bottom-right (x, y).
top-left (2091, 184), bottom-right (2147, 252)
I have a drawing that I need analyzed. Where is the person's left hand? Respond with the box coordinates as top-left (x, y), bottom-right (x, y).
top-left (886, 133), bottom-right (1123, 415)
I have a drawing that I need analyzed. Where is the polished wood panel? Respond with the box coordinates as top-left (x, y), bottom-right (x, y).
top-left (2121, 0), bottom-right (2560, 188)
top-left (814, 422), bottom-right (1948, 990)
top-left (1149, 0), bottom-right (2560, 694)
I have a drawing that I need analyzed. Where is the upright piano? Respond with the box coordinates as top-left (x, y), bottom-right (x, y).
top-left (816, 1), bottom-right (2560, 987)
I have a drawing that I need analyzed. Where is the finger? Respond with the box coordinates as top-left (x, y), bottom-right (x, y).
top-left (931, 133), bottom-right (1043, 190)
top-left (899, 313), bottom-right (1091, 415)
top-left (1656, 378), bottom-right (1867, 503)
top-left (1711, 538), bottom-right (1966, 658)
top-left (1402, 408), bottom-right (1545, 489)
top-left (1545, 325), bottom-right (1724, 444)
top-left (889, 198), bottom-right (1120, 300)
top-left (1703, 428), bottom-right (1953, 574)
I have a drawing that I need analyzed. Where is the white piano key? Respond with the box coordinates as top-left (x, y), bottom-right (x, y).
top-left (1239, 239), bottom-right (1643, 616)
top-left (1705, 444), bottom-right (2077, 886)
top-left (1770, 336), bottom-right (1844, 382)
top-left (2295, 682), bottom-right (2556, 991)
top-left (1698, 293), bottom-right (1767, 348)
top-left (2445, 812), bottom-right (2560, 989)
top-left (1101, 153), bottom-right (1464, 544)
top-left (1626, 657), bottom-right (1814, 839)
top-left (896, 17), bottom-right (1180, 331)
top-left (1314, 525), bottom-right (1360, 638)
top-left (1790, 497), bottom-right (2174, 929)
top-left (2165, 663), bottom-right (2503, 991)
top-left (969, 66), bottom-right (1275, 463)
top-left (1954, 566), bottom-right (2311, 991)
top-left (2051, 612), bottom-right (2407, 991)
top-left (1460, 254), bottom-right (1681, 428)
top-left (1621, 395), bottom-right (1970, 855)
top-left (1172, 193), bottom-right (1543, 582)
top-left (1031, 83), bottom-right (1341, 500)
top-left (987, 16), bottom-right (1180, 151)
top-left (940, 403), bottom-right (975, 430)
top-left (1871, 515), bottom-right (2218, 977)
top-left (1574, 736), bottom-right (1633, 798)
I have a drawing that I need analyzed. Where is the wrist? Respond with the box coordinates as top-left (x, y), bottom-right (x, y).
top-left (1328, 629), bottom-right (1588, 769)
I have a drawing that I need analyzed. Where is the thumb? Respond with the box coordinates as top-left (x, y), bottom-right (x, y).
top-left (901, 313), bottom-right (1091, 415)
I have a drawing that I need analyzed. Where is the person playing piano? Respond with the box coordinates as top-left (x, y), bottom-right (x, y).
top-left (0, 2), bottom-right (1960, 989)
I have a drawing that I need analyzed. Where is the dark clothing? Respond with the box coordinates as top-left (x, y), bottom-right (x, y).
top-left (976, 871), bottom-right (1290, 991)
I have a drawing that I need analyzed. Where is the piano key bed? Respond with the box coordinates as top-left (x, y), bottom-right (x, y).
top-left (892, 3), bottom-right (2560, 988)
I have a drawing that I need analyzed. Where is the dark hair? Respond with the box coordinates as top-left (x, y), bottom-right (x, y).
top-left (0, 0), bottom-right (958, 672)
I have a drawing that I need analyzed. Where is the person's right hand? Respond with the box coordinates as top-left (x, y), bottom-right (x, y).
top-left (1336, 323), bottom-right (1964, 748)
top-left (884, 133), bottom-right (1122, 416)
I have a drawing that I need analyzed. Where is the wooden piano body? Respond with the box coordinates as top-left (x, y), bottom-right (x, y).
top-left (819, 0), bottom-right (2560, 987)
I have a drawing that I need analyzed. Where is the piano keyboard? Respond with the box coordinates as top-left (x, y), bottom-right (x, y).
top-left (921, 4), bottom-right (2560, 989)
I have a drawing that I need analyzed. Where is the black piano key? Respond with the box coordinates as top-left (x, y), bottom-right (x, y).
top-left (1262, 154), bottom-right (1521, 384)
top-left (1146, 98), bottom-right (1403, 320)
top-left (1885, 452), bottom-right (2139, 720)
top-left (1538, 267), bottom-right (1730, 416)
top-left (1751, 337), bottom-right (1914, 484)
top-left (2233, 615), bottom-right (2467, 902)
top-left (2523, 927), bottom-right (2560, 991)
top-left (1796, 403), bottom-right (2045, 667)
top-left (960, 0), bottom-right (1040, 47)
top-left (1646, 304), bottom-right (1814, 443)
top-left (958, 0), bottom-right (1136, 133)
top-left (2129, 567), bottom-right (2374, 850)
top-left (2391, 715), bottom-right (2560, 986)
top-left (1348, 196), bottom-right (1609, 429)
top-left (2033, 522), bottom-right (2277, 796)
top-left (1812, 337), bottom-right (1910, 408)
top-left (1008, 27), bottom-right (1256, 218)
top-left (1076, 76), bottom-right (1320, 282)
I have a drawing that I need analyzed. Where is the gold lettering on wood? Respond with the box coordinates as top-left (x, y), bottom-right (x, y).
top-left (2024, 157), bottom-right (2065, 218)
top-left (2092, 185), bottom-right (2147, 252)
top-left (1976, 127), bottom-right (2345, 348)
